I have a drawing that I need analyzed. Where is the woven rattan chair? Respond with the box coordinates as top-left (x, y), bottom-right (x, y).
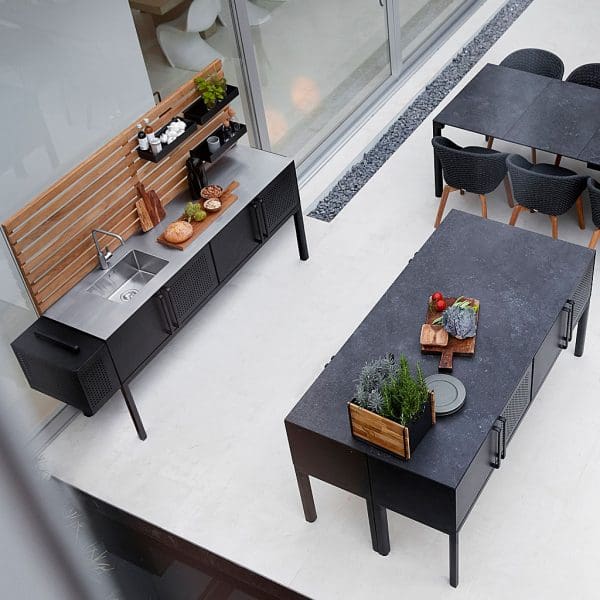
top-left (554, 64), bottom-right (600, 166)
top-left (586, 178), bottom-right (600, 248)
top-left (489, 49), bottom-right (565, 162)
top-left (432, 136), bottom-right (512, 228)
top-left (507, 154), bottom-right (587, 239)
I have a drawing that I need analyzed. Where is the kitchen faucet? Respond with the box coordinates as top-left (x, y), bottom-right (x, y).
top-left (91, 229), bottom-right (125, 269)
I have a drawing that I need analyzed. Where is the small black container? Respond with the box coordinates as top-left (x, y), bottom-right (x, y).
top-left (136, 119), bottom-right (197, 163)
top-left (183, 85), bottom-right (239, 125)
top-left (190, 122), bottom-right (247, 164)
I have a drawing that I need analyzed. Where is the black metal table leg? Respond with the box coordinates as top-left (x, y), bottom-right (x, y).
top-left (366, 497), bottom-right (390, 556)
top-left (294, 469), bottom-right (317, 522)
top-left (293, 209), bottom-right (309, 261)
top-left (575, 302), bottom-right (590, 357)
top-left (449, 531), bottom-right (459, 587)
top-left (433, 121), bottom-right (445, 198)
top-left (121, 383), bottom-right (147, 441)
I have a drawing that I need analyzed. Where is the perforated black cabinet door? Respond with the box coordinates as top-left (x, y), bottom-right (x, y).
top-left (165, 244), bottom-right (218, 324)
top-left (257, 164), bottom-right (300, 236)
top-left (107, 294), bottom-right (171, 382)
top-left (210, 204), bottom-right (262, 282)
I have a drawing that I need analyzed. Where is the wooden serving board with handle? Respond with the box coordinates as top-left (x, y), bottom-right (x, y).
top-left (421, 297), bottom-right (479, 372)
top-left (157, 180), bottom-right (239, 250)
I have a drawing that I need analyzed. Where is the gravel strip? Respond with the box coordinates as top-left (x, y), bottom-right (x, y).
top-left (309, 0), bottom-right (535, 222)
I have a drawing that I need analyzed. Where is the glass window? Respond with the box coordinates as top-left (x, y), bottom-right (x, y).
top-left (248, 0), bottom-right (391, 161)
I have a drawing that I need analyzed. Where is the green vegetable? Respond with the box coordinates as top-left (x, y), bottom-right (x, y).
top-left (194, 75), bottom-right (227, 109)
top-left (184, 202), bottom-right (207, 223)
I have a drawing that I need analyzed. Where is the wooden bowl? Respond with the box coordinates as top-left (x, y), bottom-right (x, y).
top-left (203, 198), bottom-right (222, 213)
top-left (200, 185), bottom-right (223, 199)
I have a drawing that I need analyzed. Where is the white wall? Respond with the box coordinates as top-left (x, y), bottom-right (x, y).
top-left (0, 0), bottom-right (155, 436)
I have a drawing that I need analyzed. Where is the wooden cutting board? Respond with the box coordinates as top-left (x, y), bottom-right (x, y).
top-left (157, 181), bottom-right (239, 251)
top-left (420, 297), bottom-right (479, 372)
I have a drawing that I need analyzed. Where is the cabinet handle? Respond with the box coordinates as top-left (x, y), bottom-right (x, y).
top-left (492, 416), bottom-right (507, 469)
top-left (250, 202), bottom-right (263, 243)
top-left (164, 287), bottom-right (180, 328)
top-left (157, 293), bottom-right (173, 334)
top-left (498, 415), bottom-right (507, 459)
top-left (34, 330), bottom-right (80, 353)
top-left (560, 299), bottom-right (574, 349)
top-left (257, 198), bottom-right (268, 237)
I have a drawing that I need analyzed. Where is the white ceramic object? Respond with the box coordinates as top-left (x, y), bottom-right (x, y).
top-left (156, 0), bottom-right (223, 72)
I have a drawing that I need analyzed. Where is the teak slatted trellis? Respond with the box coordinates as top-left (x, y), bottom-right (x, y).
top-left (2, 60), bottom-right (230, 314)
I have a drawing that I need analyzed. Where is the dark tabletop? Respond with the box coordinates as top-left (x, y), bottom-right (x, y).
top-left (434, 64), bottom-right (600, 163)
top-left (286, 211), bottom-right (594, 489)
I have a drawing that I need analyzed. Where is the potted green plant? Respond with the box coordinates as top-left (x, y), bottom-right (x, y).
top-left (184, 75), bottom-right (239, 125)
top-left (348, 355), bottom-right (435, 459)
top-left (194, 75), bottom-right (227, 109)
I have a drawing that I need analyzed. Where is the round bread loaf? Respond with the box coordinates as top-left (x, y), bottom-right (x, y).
top-left (164, 221), bottom-right (193, 243)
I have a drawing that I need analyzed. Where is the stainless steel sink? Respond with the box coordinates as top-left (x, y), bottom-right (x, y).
top-left (86, 250), bottom-right (168, 303)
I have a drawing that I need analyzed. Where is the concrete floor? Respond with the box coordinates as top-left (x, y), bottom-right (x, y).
top-left (44, 0), bottom-right (600, 598)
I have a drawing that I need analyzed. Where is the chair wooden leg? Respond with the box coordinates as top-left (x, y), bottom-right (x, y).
top-left (434, 185), bottom-right (455, 228)
top-left (531, 148), bottom-right (537, 164)
top-left (589, 229), bottom-right (600, 249)
top-left (487, 137), bottom-right (494, 150)
top-left (509, 205), bottom-right (524, 226)
top-left (503, 176), bottom-right (514, 208)
top-left (550, 215), bottom-right (558, 240)
top-left (576, 195), bottom-right (585, 229)
top-left (555, 154), bottom-right (562, 167)
top-left (479, 195), bottom-right (488, 219)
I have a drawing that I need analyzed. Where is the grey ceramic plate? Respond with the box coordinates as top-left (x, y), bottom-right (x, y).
top-left (425, 374), bottom-right (466, 416)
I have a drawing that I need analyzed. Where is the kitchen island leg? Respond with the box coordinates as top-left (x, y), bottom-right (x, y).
top-left (121, 383), bottom-right (147, 441)
top-left (575, 302), bottom-right (589, 357)
top-left (450, 531), bottom-right (459, 587)
top-left (295, 469), bottom-right (317, 522)
top-left (294, 209), bottom-right (309, 261)
top-left (366, 498), bottom-right (390, 556)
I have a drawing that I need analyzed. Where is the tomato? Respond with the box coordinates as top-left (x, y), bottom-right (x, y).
top-left (435, 299), bottom-right (447, 312)
top-left (431, 291), bottom-right (444, 302)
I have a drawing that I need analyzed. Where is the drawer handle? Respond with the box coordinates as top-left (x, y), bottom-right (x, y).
top-left (164, 287), bottom-right (180, 328)
top-left (491, 417), bottom-right (506, 468)
top-left (560, 299), bottom-right (574, 349)
top-left (258, 198), bottom-right (268, 237)
top-left (157, 293), bottom-right (173, 334)
top-left (34, 330), bottom-right (80, 353)
top-left (250, 202), bottom-right (263, 242)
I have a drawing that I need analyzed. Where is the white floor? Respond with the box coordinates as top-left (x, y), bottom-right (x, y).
top-left (43, 0), bottom-right (600, 598)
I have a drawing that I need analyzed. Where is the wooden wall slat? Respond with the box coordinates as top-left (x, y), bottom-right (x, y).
top-left (2, 61), bottom-right (234, 314)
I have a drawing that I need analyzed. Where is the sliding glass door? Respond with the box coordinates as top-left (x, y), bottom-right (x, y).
top-left (246, 0), bottom-right (391, 162)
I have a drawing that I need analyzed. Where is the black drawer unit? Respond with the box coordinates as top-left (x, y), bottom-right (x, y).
top-left (256, 164), bottom-right (301, 237)
top-left (12, 317), bottom-right (120, 416)
top-left (164, 244), bottom-right (218, 325)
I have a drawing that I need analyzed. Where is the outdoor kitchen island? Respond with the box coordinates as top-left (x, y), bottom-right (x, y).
top-left (285, 210), bottom-right (594, 587)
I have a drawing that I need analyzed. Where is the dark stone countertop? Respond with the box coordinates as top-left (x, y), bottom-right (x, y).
top-left (286, 210), bottom-right (594, 489)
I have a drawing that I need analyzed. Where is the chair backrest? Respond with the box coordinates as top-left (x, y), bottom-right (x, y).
top-left (566, 63), bottom-right (600, 90)
top-left (507, 154), bottom-right (587, 215)
top-left (431, 136), bottom-right (508, 195)
top-left (587, 178), bottom-right (600, 228)
top-left (500, 48), bottom-right (564, 79)
top-left (186, 0), bottom-right (221, 32)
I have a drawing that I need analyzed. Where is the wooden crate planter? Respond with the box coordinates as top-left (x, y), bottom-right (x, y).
top-left (348, 392), bottom-right (436, 459)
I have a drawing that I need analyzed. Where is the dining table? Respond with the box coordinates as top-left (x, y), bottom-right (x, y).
top-left (432, 63), bottom-right (600, 197)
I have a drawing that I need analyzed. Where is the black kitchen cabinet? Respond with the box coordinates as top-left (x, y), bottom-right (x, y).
top-left (107, 293), bottom-right (172, 382)
top-left (164, 244), bottom-right (218, 325)
top-left (12, 156), bottom-right (308, 441)
top-left (256, 164), bottom-right (301, 237)
top-left (210, 203), bottom-right (262, 282)
top-left (12, 318), bottom-right (120, 416)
